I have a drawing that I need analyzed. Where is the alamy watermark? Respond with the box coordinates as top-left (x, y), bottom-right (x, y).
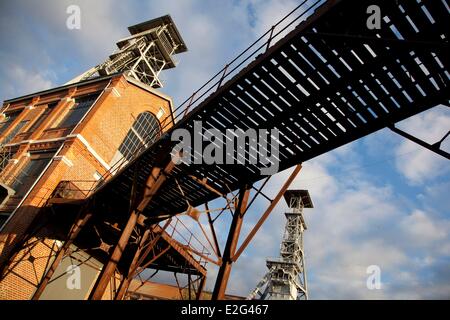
top-left (66, 264), bottom-right (81, 290)
top-left (366, 265), bottom-right (381, 290)
top-left (366, 5), bottom-right (381, 30)
top-left (170, 121), bottom-right (280, 175)
top-left (66, 5), bottom-right (81, 30)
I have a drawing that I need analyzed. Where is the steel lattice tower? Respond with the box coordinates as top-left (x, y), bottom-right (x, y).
top-left (66, 15), bottom-right (187, 88)
top-left (248, 189), bottom-right (313, 300)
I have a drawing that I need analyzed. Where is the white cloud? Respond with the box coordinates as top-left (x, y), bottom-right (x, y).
top-left (223, 146), bottom-right (450, 299)
top-left (1, 64), bottom-right (54, 99)
top-left (246, 0), bottom-right (315, 36)
top-left (400, 210), bottom-right (449, 245)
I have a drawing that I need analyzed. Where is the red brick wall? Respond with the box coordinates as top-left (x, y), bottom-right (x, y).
top-left (0, 74), bottom-right (174, 299)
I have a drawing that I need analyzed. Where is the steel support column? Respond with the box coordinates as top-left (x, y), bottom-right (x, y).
top-left (212, 185), bottom-right (251, 300)
top-left (115, 218), bottom-right (173, 299)
top-left (196, 275), bottom-right (206, 300)
top-left (89, 207), bottom-right (141, 300)
top-left (114, 228), bottom-right (151, 300)
top-left (233, 164), bottom-right (302, 261)
top-left (89, 161), bottom-right (175, 300)
top-left (205, 203), bottom-right (222, 258)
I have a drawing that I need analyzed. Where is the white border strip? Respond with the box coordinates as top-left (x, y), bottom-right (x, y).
top-left (67, 133), bottom-right (111, 170)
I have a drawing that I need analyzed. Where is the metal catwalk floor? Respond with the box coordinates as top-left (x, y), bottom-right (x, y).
top-left (86, 0), bottom-right (449, 220)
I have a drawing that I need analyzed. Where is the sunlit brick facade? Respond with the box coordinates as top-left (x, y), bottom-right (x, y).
top-left (0, 73), bottom-right (173, 299)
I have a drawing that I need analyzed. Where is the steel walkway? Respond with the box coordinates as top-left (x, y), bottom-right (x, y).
top-left (84, 0), bottom-right (449, 221)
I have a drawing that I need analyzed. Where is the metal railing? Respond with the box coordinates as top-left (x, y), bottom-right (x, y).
top-left (41, 0), bottom-right (326, 269)
top-left (87, 0), bottom-right (326, 194)
top-left (168, 0), bottom-right (325, 123)
top-left (51, 180), bottom-right (98, 200)
top-left (50, 179), bottom-right (211, 267)
top-left (165, 216), bottom-right (211, 268)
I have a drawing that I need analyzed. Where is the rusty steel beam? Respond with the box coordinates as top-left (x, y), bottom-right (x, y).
top-left (188, 273), bottom-right (192, 299)
top-left (89, 208), bottom-right (141, 300)
top-left (132, 218), bottom-right (173, 274)
top-left (32, 210), bottom-right (93, 300)
top-left (196, 275), bottom-right (206, 300)
top-left (205, 203), bottom-right (222, 258)
top-left (135, 245), bottom-right (171, 274)
top-left (179, 244), bottom-right (221, 266)
top-left (174, 273), bottom-right (184, 299)
top-left (89, 161), bottom-right (175, 300)
top-left (114, 228), bottom-right (151, 300)
top-left (232, 164), bottom-right (302, 262)
top-left (212, 185), bottom-right (251, 300)
top-left (197, 222), bottom-right (220, 259)
top-left (188, 175), bottom-right (226, 198)
top-left (189, 175), bottom-right (238, 211)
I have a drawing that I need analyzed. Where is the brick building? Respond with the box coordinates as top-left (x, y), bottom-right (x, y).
top-left (0, 15), bottom-right (199, 300)
top-left (0, 73), bottom-right (174, 299)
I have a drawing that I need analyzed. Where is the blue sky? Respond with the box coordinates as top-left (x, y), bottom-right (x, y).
top-left (0, 0), bottom-right (449, 299)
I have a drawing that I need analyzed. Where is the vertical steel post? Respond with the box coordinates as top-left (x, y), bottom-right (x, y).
top-left (211, 185), bottom-right (251, 300)
top-left (266, 26), bottom-right (275, 51)
top-left (233, 164), bottom-right (302, 262)
top-left (89, 208), bottom-right (140, 300)
top-left (205, 203), bottom-right (222, 258)
top-left (183, 93), bottom-right (196, 118)
top-left (216, 64), bottom-right (229, 90)
top-left (196, 275), bottom-right (206, 300)
top-left (114, 228), bottom-right (151, 300)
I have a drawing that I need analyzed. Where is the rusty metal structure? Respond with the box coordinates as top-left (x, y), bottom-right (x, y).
top-left (0, 0), bottom-right (449, 300)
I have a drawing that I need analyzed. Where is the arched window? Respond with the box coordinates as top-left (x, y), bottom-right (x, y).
top-left (118, 112), bottom-right (160, 161)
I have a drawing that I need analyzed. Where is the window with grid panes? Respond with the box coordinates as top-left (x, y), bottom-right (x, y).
top-left (57, 94), bottom-right (99, 128)
top-left (10, 154), bottom-right (54, 197)
top-left (2, 120), bottom-right (29, 144)
top-left (28, 102), bottom-right (57, 132)
top-left (118, 112), bottom-right (160, 161)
